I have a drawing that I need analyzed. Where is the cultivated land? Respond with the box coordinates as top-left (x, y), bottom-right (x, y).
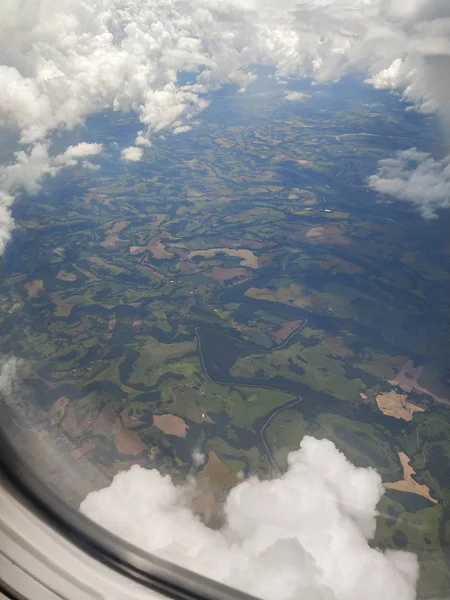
top-left (384, 452), bottom-right (438, 504)
top-left (1, 77), bottom-right (450, 597)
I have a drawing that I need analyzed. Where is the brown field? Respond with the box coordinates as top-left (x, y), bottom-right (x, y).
top-left (248, 187), bottom-right (270, 196)
top-left (92, 405), bottom-right (117, 437)
top-left (305, 224), bottom-right (350, 246)
top-left (321, 336), bottom-right (353, 358)
top-left (56, 270), bottom-right (77, 282)
top-left (376, 391), bottom-right (425, 421)
top-left (273, 320), bottom-right (303, 343)
top-left (100, 234), bottom-right (121, 248)
top-left (109, 220), bottom-right (128, 233)
top-left (166, 243), bottom-right (189, 257)
top-left (389, 359), bottom-right (423, 392)
top-left (249, 207), bottom-right (268, 216)
top-left (50, 396), bottom-right (70, 424)
top-left (206, 267), bottom-right (249, 281)
top-left (255, 131), bottom-right (281, 144)
top-left (49, 293), bottom-right (72, 317)
top-left (216, 187), bottom-right (234, 197)
top-left (246, 283), bottom-right (310, 307)
top-left (196, 451), bottom-right (239, 491)
top-left (154, 414), bottom-right (189, 437)
top-left (153, 214), bottom-right (166, 228)
top-left (257, 252), bottom-right (277, 267)
top-left (179, 262), bottom-right (201, 273)
top-left (70, 317), bottom-right (93, 339)
top-left (219, 238), bottom-right (265, 250)
top-left (50, 370), bottom-right (73, 380)
top-left (130, 236), bottom-right (173, 259)
top-left (71, 440), bottom-right (97, 459)
top-left (417, 366), bottom-right (450, 404)
top-left (187, 188), bottom-right (205, 198)
top-left (384, 452), bottom-right (437, 504)
top-left (188, 247), bottom-right (259, 269)
top-left (388, 360), bottom-right (450, 406)
top-left (272, 152), bottom-right (296, 162)
top-left (191, 491), bottom-right (219, 517)
top-left (112, 418), bottom-right (146, 455)
top-left (26, 279), bottom-right (44, 297)
top-left (62, 406), bottom-right (94, 437)
top-left (120, 408), bottom-right (144, 428)
top-left (364, 354), bottom-right (408, 380)
top-left (100, 221), bottom-right (128, 248)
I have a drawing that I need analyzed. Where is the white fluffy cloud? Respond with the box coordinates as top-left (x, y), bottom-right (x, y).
top-left (192, 448), bottom-right (206, 467)
top-left (120, 146), bottom-right (143, 162)
top-left (284, 91), bottom-right (311, 102)
top-left (368, 148), bottom-right (450, 218)
top-left (81, 436), bottom-right (418, 600)
top-left (60, 143), bottom-right (103, 162)
top-left (0, 142), bottom-right (102, 253)
top-left (0, 0), bottom-right (449, 248)
top-left (173, 125), bottom-right (193, 134)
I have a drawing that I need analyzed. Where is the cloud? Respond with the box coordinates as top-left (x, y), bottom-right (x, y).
top-left (364, 1), bottom-right (450, 123)
top-left (173, 125), bottom-right (192, 134)
top-left (81, 160), bottom-right (101, 171)
top-left (121, 146), bottom-right (144, 162)
top-left (0, 141), bottom-right (102, 250)
top-left (1, 1), bottom-right (449, 143)
top-left (0, 192), bottom-right (15, 255)
top-left (284, 91), bottom-right (311, 102)
top-left (368, 148), bottom-right (450, 218)
top-left (192, 448), bottom-right (206, 467)
top-left (0, 142), bottom-right (102, 202)
top-left (81, 436), bottom-right (418, 600)
top-left (0, 0), bottom-right (449, 250)
top-left (0, 356), bottom-right (24, 399)
top-left (60, 142), bottom-right (103, 161)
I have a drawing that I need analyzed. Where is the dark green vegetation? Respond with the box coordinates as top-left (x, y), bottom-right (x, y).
top-left (1, 77), bottom-right (450, 597)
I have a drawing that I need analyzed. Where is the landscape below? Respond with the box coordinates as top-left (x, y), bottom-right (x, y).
top-left (1, 77), bottom-right (450, 597)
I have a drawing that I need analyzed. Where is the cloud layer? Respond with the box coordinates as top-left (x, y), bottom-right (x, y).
top-left (0, 0), bottom-right (449, 249)
top-left (368, 147), bottom-right (450, 218)
top-left (81, 436), bottom-right (419, 600)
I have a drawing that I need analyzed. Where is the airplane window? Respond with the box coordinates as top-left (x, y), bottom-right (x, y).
top-left (1, 2), bottom-right (449, 600)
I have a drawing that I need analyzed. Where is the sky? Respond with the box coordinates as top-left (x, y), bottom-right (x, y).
top-left (1, 3), bottom-right (449, 597)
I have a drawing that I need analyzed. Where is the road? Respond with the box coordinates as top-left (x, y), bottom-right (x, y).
top-left (334, 162), bottom-right (350, 179)
top-left (259, 397), bottom-right (302, 474)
